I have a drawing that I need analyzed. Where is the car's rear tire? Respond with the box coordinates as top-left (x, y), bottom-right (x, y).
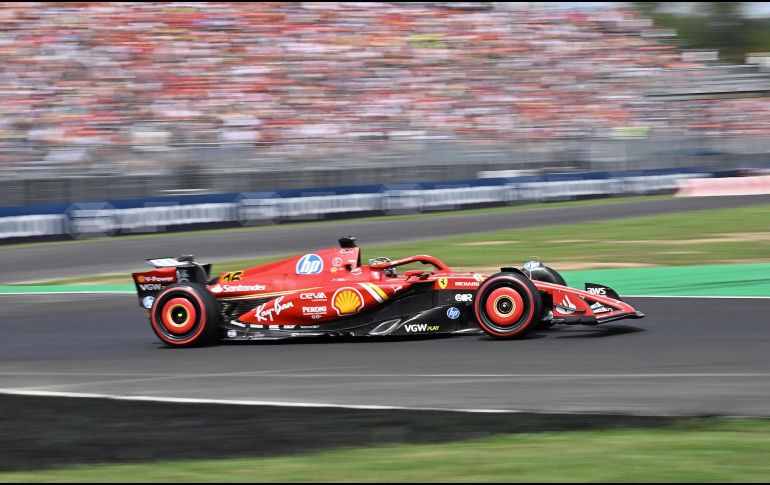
top-left (149, 283), bottom-right (221, 347)
top-left (474, 272), bottom-right (542, 339)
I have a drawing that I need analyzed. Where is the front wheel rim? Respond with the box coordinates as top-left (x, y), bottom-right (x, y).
top-left (485, 287), bottom-right (525, 327)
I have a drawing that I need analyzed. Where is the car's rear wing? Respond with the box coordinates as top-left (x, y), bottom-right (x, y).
top-left (131, 255), bottom-right (212, 309)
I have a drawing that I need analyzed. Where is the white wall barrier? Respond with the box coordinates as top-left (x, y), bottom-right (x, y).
top-left (274, 194), bottom-right (381, 218)
top-left (66, 203), bottom-right (238, 238)
top-left (0, 170), bottom-right (712, 240)
top-left (512, 179), bottom-right (622, 202)
top-left (382, 186), bottom-right (507, 213)
top-left (238, 193), bottom-right (382, 222)
top-left (0, 214), bottom-right (67, 239)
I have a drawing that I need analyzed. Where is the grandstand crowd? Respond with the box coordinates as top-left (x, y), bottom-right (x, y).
top-left (1, 2), bottom-right (770, 174)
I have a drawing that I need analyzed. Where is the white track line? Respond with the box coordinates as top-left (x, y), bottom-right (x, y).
top-left (5, 372), bottom-right (770, 380)
top-left (4, 367), bottom-right (362, 390)
top-left (0, 389), bottom-right (524, 414)
top-left (5, 373), bottom-right (770, 395)
top-left (0, 388), bottom-right (763, 418)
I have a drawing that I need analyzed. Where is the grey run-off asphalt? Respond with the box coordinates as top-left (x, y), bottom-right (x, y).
top-left (1, 293), bottom-right (768, 416)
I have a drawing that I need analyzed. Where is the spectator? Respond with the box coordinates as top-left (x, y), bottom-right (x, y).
top-left (0, 2), bottom-right (767, 175)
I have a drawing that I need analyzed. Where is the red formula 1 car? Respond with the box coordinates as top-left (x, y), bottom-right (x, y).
top-left (132, 237), bottom-right (644, 347)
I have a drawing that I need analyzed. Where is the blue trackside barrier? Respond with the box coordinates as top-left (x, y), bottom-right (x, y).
top-left (0, 168), bottom-right (712, 241)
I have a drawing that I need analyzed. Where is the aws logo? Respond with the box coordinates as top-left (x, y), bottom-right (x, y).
top-left (332, 287), bottom-right (364, 316)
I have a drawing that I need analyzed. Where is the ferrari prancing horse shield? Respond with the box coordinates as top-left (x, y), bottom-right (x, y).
top-left (438, 277), bottom-right (448, 289)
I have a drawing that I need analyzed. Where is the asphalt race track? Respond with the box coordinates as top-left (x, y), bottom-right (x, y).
top-left (1, 195), bottom-right (769, 418)
top-left (3, 194), bottom-right (770, 284)
top-left (1, 293), bottom-right (768, 416)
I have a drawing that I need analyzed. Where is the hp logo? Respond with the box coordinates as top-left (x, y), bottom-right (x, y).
top-left (142, 296), bottom-right (156, 309)
top-left (296, 254), bottom-right (324, 275)
top-left (447, 307), bottom-right (460, 320)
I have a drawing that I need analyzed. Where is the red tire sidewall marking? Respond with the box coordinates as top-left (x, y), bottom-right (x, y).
top-left (474, 276), bottom-right (536, 337)
top-left (150, 287), bottom-right (209, 346)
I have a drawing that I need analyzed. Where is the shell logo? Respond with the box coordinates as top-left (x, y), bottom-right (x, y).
top-left (138, 276), bottom-right (145, 283)
top-left (332, 287), bottom-right (364, 316)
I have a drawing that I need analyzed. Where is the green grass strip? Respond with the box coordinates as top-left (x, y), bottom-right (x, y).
top-left (564, 263), bottom-right (770, 297)
top-left (9, 203), bottom-right (769, 297)
top-left (197, 204), bottom-right (770, 274)
top-left (3, 419), bottom-right (770, 482)
top-left (348, 204), bottom-right (770, 268)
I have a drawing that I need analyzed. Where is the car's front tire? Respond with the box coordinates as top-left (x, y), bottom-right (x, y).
top-left (522, 264), bottom-right (565, 330)
top-left (474, 272), bottom-right (542, 339)
top-left (149, 283), bottom-right (221, 347)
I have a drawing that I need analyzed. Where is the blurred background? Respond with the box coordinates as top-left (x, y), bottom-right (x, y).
top-left (2, 1), bottom-right (770, 230)
top-left (3, 4), bottom-right (770, 481)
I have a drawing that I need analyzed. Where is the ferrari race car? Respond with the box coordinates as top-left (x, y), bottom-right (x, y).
top-left (132, 237), bottom-right (644, 347)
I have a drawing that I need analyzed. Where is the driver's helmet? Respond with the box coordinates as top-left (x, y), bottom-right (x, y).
top-left (368, 256), bottom-right (396, 277)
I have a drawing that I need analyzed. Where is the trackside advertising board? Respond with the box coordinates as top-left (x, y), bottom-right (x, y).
top-left (0, 168), bottom-right (709, 241)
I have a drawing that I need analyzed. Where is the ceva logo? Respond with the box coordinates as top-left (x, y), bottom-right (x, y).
top-left (296, 254), bottom-right (323, 275)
